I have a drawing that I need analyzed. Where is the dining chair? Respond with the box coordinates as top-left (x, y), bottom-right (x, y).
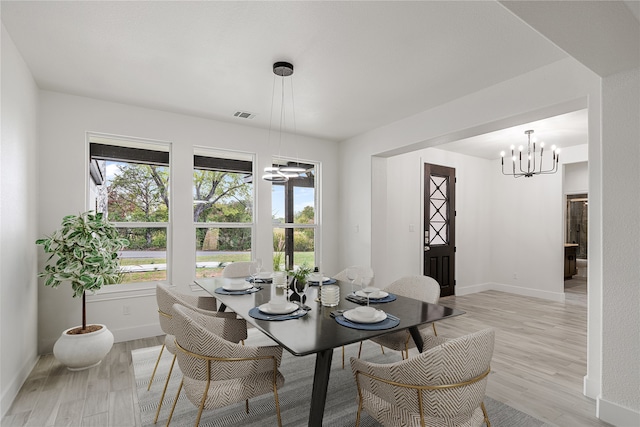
top-left (222, 261), bottom-right (257, 278)
top-left (334, 265), bottom-right (375, 368)
top-left (151, 283), bottom-right (247, 423)
top-left (168, 303), bottom-right (285, 427)
top-left (360, 275), bottom-right (440, 360)
top-left (350, 328), bottom-right (495, 427)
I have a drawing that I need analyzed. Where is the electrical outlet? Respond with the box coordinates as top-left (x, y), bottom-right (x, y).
top-left (123, 305), bottom-right (131, 315)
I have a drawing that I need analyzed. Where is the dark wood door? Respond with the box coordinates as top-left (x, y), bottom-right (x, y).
top-left (424, 163), bottom-right (456, 296)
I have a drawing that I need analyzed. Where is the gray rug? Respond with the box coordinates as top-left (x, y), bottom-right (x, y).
top-left (133, 331), bottom-right (551, 426)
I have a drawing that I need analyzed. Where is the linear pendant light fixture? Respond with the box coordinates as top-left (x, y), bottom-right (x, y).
top-left (500, 130), bottom-right (560, 178)
top-left (262, 61), bottom-right (304, 182)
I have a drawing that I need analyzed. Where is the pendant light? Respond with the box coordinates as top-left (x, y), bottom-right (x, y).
top-left (262, 61), bottom-right (303, 182)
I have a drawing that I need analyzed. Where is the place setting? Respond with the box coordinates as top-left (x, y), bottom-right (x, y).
top-left (214, 278), bottom-right (263, 295)
top-left (346, 286), bottom-right (397, 304)
top-left (332, 305), bottom-right (400, 330)
top-left (246, 271), bottom-right (274, 284)
top-left (307, 271), bottom-right (337, 286)
top-left (249, 278), bottom-right (310, 321)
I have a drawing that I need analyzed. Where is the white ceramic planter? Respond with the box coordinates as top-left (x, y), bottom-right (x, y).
top-left (53, 324), bottom-right (114, 371)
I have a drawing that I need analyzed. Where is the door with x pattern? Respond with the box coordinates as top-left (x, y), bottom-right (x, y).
top-left (424, 163), bottom-right (456, 297)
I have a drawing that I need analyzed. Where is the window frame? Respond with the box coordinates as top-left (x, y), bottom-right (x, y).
top-left (192, 147), bottom-right (256, 279)
top-left (271, 158), bottom-right (321, 270)
top-left (86, 132), bottom-right (172, 297)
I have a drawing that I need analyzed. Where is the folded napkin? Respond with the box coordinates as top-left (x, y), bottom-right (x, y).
top-left (214, 286), bottom-right (262, 295)
top-left (248, 306), bottom-right (307, 321)
top-left (334, 313), bottom-right (400, 330)
top-left (346, 293), bottom-right (397, 305)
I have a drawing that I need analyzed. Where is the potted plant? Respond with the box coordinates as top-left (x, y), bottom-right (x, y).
top-left (287, 264), bottom-right (313, 303)
top-left (36, 211), bottom-right (129, 370)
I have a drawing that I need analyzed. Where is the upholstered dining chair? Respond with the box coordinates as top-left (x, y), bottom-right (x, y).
top-left (350, 328), bottom-right (495, 427)
top-left (168, 303), bottom-right (285, 427)
top-left (360, 275), bottom-right (441, 360)
top-left (222, 261), bottom-right (256, 278)
top-left (151, 283), bottom-right (247, 423)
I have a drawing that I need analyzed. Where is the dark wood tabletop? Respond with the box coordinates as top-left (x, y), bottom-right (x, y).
top-left (195, 277), bottom-right (464, 427)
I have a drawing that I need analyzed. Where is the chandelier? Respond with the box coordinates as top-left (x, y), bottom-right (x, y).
top-left (262, 61), bottom-right (305, 183)
top-left (500, 130), bottom-right (560, 178)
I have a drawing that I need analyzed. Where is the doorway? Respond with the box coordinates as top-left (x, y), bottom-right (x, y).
top-left (423, 163), bottom-right (456, 296)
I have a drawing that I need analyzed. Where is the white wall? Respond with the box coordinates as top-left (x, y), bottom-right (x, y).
top-left (488, 159), bottom-right (565, 300)
top-left (598, 66), bottom-right (640, 425)
top-left (381, 149), bottom-right (492, 290)
top-left (37, 91), bottom-right (339, 353)
top-left (0, 25), bottom-right (40, 417)
top-left (564, 161), bottom-right (588, 195)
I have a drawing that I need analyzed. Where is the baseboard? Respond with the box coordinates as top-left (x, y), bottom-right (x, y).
top-left (597, 396), bottom-right (640, 426)
top-left (1, 353), bottom-right (39, 418)
top-left (455, 282), bottom-right (565, 302)
top-left (583, 375), bottom-right (600, 400)
top-left (455, 283), bottom-right (493, 295)
top-left (111, 323), bottom-right (163, 343)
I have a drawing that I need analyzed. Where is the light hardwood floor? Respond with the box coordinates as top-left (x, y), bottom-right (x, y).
top-left (2, 280), bottom-right (610, 426)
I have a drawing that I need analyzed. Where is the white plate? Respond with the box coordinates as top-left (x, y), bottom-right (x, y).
top-left (355, 290), bottom-right (389, 299)
top-left (258, 302), bottom-right (299, 315)
top-left (223, 282), bottom-right (253, 291)
top-left (343, 309), bottom-right (387, 324)
top-left (309, 276), bottom-right (331, 283)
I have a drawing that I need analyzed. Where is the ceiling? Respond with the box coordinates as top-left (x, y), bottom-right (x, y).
top-left (2, 1), bottom-right (628, 156)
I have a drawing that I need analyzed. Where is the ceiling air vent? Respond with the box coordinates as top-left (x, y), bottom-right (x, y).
top-left (233, 111), bottom-right (256, 119)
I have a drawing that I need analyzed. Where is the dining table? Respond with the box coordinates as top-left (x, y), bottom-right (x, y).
top-left (194, 277), bottom-right (465, 427)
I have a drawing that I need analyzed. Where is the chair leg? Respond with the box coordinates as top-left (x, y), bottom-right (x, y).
top-left (148, 344), bottom-right (165, 391)
top-left (358, 342), bottom-right (363, 359)
top-left (342, 345), bottom-right (345, 369)
top-left (245, 399), bottom-right (249, 414)
top-left (432, 322), bottom-right (438, 336)
top-left (165, 378), bottom-right (183, 427)
top-left (195, 378), bottom-right (209, 427)
top-left (379, 344), bottom-right (385, 354)
top-left (481, 401), bottom-right (491, 427)
top-left (273, 383), bottom-right (283, 427)
top-left (355, 395), bottom-right (363, 427)
top-left (154, 353), bottom-right (176, 423)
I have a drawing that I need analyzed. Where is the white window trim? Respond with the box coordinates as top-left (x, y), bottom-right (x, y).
top-left (270, 158), bottom-right (321, 267)
top-left (193, 148), bottom-right (256, 280)
top-left (85, 132), bottom-right (172, 298)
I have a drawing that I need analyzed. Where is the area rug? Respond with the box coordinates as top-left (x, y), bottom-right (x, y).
top-left (133, 331), bottom-right (552, 426)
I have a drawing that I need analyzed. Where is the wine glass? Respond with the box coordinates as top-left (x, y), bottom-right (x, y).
top-left (249, 262), bottom-right (258, 285)
top-left (254, 258), bottom-right (263, 281)
top-left (360, 271), bottom-right (377, 307)
top-left (346, 266), bottom-right (359, 295)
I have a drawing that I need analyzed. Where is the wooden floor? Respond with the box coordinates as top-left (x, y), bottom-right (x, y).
top-left (2, 279), bottom-right (610, 426)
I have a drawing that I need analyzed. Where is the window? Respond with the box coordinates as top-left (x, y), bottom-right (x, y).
top-left (193, 148), bottom-right (254, 278)
top-left (271, 160), bottom-right (318, 271)
top-left (88, 134), bottom-right (171, 285)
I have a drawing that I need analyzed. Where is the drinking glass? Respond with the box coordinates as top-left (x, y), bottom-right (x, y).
top-left (346, 266), bottom-right (359, 295)
top-left (255, 258), bottom-right (263, 277)
top-left (249, 263), bottom-right (258, 283)
top-left (360, 271), bottom-right (376, 307)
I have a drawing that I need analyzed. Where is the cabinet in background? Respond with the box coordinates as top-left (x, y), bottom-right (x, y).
top-left (564, 244), bottom-right (578, 279)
